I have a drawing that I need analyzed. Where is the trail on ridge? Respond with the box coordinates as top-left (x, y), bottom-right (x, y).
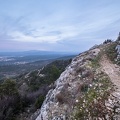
top-left (100, 55), bottom-right (120, 92)
top-left (100, 54), bottom-right (120, 119)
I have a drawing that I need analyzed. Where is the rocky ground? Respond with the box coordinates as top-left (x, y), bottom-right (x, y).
top-left (34, 43), bottom-right (120, 120)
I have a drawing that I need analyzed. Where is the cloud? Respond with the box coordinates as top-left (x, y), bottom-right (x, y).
top-left (0, 0), bottom-right (120, 52)
top-left (9, 31), bottom-right (61, 43)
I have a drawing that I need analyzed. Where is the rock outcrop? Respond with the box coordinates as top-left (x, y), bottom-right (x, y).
top-left (36, 47), bottom-right (101, 120)
top-left (116, 45), bottom-right (120, 59)
top-left (36, 43), bottom-right (120, 120)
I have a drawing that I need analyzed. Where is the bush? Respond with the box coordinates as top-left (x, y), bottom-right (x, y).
top-left (105, 42), bottom-right (117, 62)
top-left (81, 84), bottom-right (89, 92)
top-left (55, 93), bottom-right (64, 103)
top-left (0, 79), bottom-right (20, 120)
top-left (0, 79), bottom-right (18, 96)
top-left (35, 96), bottom-right (45, 109)
top-left (90, 56), bottom-right (100, 68)
top-left (103, 39), bottom-right (112, 44)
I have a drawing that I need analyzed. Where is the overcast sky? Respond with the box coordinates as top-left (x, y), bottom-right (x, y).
top-left (0, 0), bottom-right (120, 52)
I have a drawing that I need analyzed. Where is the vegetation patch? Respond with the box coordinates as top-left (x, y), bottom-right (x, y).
top-left (72, 72), bottom-right (113, 120)
top-left (105, 42), bottom-right (118, 63)
top-left (34, 96), bottom-right (45, 109)
top-left (0, 59), bottom-right (71, 120)
top-left (89, 52), bottom-right (101, 69)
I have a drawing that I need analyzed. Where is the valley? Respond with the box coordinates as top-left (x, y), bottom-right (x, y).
top-left (0, 51), bottom-right (76, 80)
top-left (0, 54), bottom-right (73, 120)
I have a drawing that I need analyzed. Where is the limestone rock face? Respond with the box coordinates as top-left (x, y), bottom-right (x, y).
top-left (36, 48), bottom-right (100, 120)
top-left (116, 45), bottom-right (120, 59)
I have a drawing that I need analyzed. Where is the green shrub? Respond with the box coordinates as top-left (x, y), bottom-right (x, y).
top-left (90, 53), bottom-right (101, 69)
top-left (0, 79), bottom-right (18, 96)
top-left (35, 96), bottom-right (45, 109)
top-left (81, 84), bottom-right (89, 92)
top-left (105, 42), bottom-right (117, 62)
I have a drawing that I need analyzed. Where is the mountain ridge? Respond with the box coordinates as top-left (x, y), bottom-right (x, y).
top-left (35, 40), bottom-right (120, 120)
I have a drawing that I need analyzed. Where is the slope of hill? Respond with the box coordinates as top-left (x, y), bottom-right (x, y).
top-left (1, 37), bottom-right (120, 120)
top-left (35, 39), bottom-right (120, 120)
top-left (0, 59), bottom-right (72, 120)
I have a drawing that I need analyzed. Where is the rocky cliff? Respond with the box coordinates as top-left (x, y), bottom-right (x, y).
top-left (35, 42), bottom-right (120, 120)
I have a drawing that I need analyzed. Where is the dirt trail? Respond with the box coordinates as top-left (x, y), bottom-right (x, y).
top-left (100, 55), bottom-right (120, 119)
top-left (100, 55), bottom-right (120, 92)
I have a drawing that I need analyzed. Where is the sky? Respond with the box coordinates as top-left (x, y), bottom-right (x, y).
top-left (0, 0), bottom-right (120, 53)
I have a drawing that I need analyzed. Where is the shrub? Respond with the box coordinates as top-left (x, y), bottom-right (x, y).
top-left (0, 79), bottom-right (18, 96)
top-left (105, 42), bottom-right (118, 62)
top-left (35, 96), bottom-right (45, 109)
top-left (90, 56), bottom-right (100, 68)
top-left (81, 84), bottom-right (89, 92)
top-left (55, 93), bottom-right (64, 103)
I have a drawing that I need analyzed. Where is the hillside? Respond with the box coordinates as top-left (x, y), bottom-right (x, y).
top-left (35, 39), bottom-right (120, 120)
top-left (0, 53), bottom-right (75, 80)
top-left (0, 59), bottom-right (71, 120)
top-left (0, 37), bottom-right (120, 120)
